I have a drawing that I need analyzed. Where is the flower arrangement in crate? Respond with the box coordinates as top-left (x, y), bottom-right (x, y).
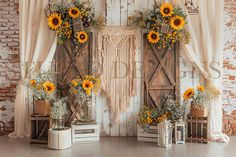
top-left (138, 96), bottom-right (186, 129)
top-left (51, 97), bottom-right (68, 130)
top-left (25, 71), bottom-right (56, 116)
top-left (69, 75), bottom-right (101, 122)
top-left (129, 2), bottom-right (190, 49)
top-left (183, 84), bottom-right (220, 117)
top-left (137, 96), bottom-right (186, 144)
top-left (46, 0), bottom-right (104, 45)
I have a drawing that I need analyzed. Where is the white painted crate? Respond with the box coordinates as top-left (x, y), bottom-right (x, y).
top-left (71, 124), bottom-right (100, 143)
top-left (137, 126), bottom-right (158, 143)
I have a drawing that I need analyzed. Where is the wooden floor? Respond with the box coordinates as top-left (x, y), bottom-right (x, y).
top-left (0, 135), bottom-right (235, 157)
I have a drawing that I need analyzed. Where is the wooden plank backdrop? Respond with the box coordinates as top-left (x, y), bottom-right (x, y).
top-left (54, 0), bottom-right (200, 136)
top-left (89, 0), bottom-right (154, 136)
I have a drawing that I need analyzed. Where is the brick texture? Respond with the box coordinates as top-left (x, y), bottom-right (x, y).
top-left (223, 0), bottom-right (236, 136)
top-left (0, 0), bottom-right (20, 136)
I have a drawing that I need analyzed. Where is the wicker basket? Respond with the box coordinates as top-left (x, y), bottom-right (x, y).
top-left (190, 103), bottom-right (208, 117)
top-left (34, 100), bottom-right (51, 116)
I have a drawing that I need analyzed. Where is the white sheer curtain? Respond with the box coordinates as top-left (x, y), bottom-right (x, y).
top-left (8, 0), bottom-right (57, 138)
top-left (165, 0), bottom-right (229, 142)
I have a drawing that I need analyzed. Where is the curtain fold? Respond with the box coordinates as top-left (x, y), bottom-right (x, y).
top-left (8, 0), bottom-right (57, 138)
top-left (167, 0), bottom-right (229, 142)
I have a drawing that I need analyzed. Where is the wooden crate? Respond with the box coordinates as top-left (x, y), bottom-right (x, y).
top-left (137, 126), bottom-right (158, 143)
top-left (30, 114), bottom-right (50, 144)
top-left (71, 123), bottom-right (99, 143)
top-left (186, 115), bottom-right (208, 144)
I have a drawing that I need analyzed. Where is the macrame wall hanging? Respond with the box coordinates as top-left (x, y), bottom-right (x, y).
top-left (97, 26), bottom-right (137, 122)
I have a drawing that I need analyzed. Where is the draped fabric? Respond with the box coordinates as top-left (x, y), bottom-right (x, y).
top-left (162, 0), bottom-right (229, 142)
top-left (97, 26), bottom-right (137, 122)
top-left (8, 0), bottom-right (57, 138)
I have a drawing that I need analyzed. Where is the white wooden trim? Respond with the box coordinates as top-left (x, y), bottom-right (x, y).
top-left (72, 124), bottom-right (100, 143)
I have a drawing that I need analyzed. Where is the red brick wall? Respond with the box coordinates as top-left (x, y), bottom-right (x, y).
top-left (222, 0), bottom-right (236, 136)
top-left (0, 0), bottom-right (20, 135)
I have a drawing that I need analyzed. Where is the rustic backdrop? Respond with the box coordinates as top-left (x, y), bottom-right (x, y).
top-left (0, 0), bottom-right (236, 136)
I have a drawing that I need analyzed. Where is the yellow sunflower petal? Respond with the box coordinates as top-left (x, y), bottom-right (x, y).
top-left (82, 79), bottom-right (94, 91)
top-left (36, 84), bottom-right (43, 91)
top-left (197, 85), bottom-right (205, 92)
top-left (147, 30), bottom-right (160, 44)
top-left (160, 3), bottom-right (174, 17)
top-left (85, 90), bottom-right (91, 95)
top-left (76, 31), bottom-right (88, 43)
top-left (48, 13), bottom-right (62, 30)
top-left (170, 16), bottom-right (185, 30)
top-left (68, 7), bottom-right (80, 18)
top-left (183, 88), bottom-right (194, 100)
top-left (30, 79), bottom-right (36, 87)
top-left (43, 81), bottom-right (56, 94)
top-left (71, 79), bottom-right (78, 87)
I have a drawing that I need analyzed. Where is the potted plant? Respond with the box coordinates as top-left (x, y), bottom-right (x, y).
top-left (183, 84), bottom-right (220, 117)
top-left (137, 96), bottom-right (186, 143)
top-left (69, 75), bottom-right (101, 122)
top-left (51, 97), bottom-right (68, 130)
top-left (26, 71), bottom-right (56, 116)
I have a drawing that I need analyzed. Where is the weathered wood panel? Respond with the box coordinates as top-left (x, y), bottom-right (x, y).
top-left (144, 37), bottom-right (179, 107)
top-left (55, 34), bottom-right (93, 126)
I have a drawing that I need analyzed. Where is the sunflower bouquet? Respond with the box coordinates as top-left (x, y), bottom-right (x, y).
top-left (183, 85), bottom-right (220, 110)
top-left (26, 71), bottom-right (56, 100)
top-left (69, 75), bottom-right (101, 121)
top-left (70, 75), bottom-right (101, 96)
top-left (138, 96), bottom-right (186, 128)
top-left (137, 106), bottom-right (158, 128)
top-left (46, 0), bottom-right (104, 45)
top-left (183, 85), bottom-right (209, 110)
top-left (129, 2), bottom-right (190, 49)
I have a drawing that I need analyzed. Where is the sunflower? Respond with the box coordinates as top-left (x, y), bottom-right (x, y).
top-left (82, 79), bottom-right (94, 91)
top-left (147, 117), bottom-right (153, 124)
top-left (68, 7), bottom-right (80, 19)
top-left (158, 116), bottom-right (166, 123)
top-left (197, 85), bottom-right (205, 92)
top-left (145, 111), bottom-right (151, 117)
top-left (86, 90), bottom-right (91, 96)
top-left (48, 13), bottom-right (62, 30)
top-left (147, 30), bottom-right (160, 44)
top-left (43, 81), bottom-right (56, 94)
top-left (160, 3), bottom-right (174, 17)
top-left (72, 88), bottom-right (78, 95)
top-left (36, 84), bottom-right (43, 91)
top-left (64, 22), bottom-right (70, 28)
top-left (30, 79), bottom-right (36, 87)
top-left (170, 16), bottom-right (185, 30)
top-left (76, 31), bottom-right (88, 43)
top-left (71, 79), bottom-right (79, 87)
top-left (183, 88), bottom-right (194, 100)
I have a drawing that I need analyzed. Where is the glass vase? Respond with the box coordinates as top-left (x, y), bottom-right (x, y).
top-left (52, 117), bottom-right (65, 130)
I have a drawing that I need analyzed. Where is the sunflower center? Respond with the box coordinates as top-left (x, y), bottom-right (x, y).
top-left (52, 18), bottom-right (59, 25)
top-left (187, 92), bottom-right (193, 97)
top-left (174, 19), bottom-right (181, 26)
top-left (151, 34), bottom-right (157, 39)
top-left (80, 34), bottom-right (85, 39)
top-left (72, 9), bottom-right (78, 14)
top-left (85, 83), bottom-right (90, 88)
top-left (46, 86), bottom-right (52, 91)
top-left (163, 8), bottom-right (170, 14)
